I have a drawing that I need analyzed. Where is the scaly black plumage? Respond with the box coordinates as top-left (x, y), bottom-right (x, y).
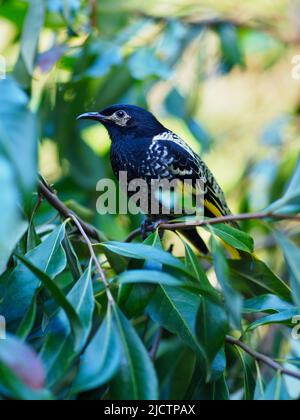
top-left (77, 104), bottom-right (236, 254)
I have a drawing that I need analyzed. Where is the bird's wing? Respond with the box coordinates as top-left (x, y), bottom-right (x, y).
top-left (153, 131), bottom-right (233, 219)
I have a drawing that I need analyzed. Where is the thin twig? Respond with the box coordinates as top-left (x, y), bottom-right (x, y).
top-left (38, 180), bottom-right (101, 241)
top-left (149, 328), bottom-right (163, 360)
top-left (226, 336), bottom-right (300, 381)
top-left (89, 0), bottom-right (97, 28)
top-left (125, 212), bottom-right (300, 242)
top-left (69, 214), bottom-right (114, 304)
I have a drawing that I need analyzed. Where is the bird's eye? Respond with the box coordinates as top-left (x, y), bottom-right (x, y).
top-left (116, 110), bottom-right (126, 119)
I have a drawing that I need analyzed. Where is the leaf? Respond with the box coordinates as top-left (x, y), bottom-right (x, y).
top-left (15, 254), bottom-right (83, 345)
top-left (217, 23), bottom-right (244, 71)
top-left (228, 259), bottom-right (292, 301)
top-left (196, 299), bottom-right (228, 368)
top-left (16, 291), bottom-right (38, 340)
top-left (208, 224), bottom-right (254, 253)
top-left (147, 285), bottom-right (206, 364)
top-left (212, 239), bottom-right (243, 329)
top-left (118, 269), bottom-right (188, 287)
top-left (184, 243), bottom-right (219, 299)
top-left (234, 346), bottom-right (256, 400)
top-left (110, 306), bottom-right (158, 400)
top-left (247, 309), bottom-right (300, 331)
top-left (101, 242), bottom-right (190, 277)
top-left (62, 235), bottom-right (83, 281)
top-left (243, 294), bottom-right (294, 314)
top-left (185, 360), bottom-right (229, 400)
top-left (40, 263), bottom-right (95, 386)
top-left (0, 156), bottom-right (28, 275)
top-left (71, 306), bottom-right (121, 394)
top-left (0, 335), bottom-right (45, 389)
top-left (0, 78), bottom-right (37, 196)
top-left (267, 157), bottom-right (300, 213)
top-left (262, 373), bottom-right (290, 400)
top-left (20, 0), bottom-right (45, 74)
top-left (275, 232), bottom-right (300, 306)
top-left (0, 224), bottom-right (67, 327)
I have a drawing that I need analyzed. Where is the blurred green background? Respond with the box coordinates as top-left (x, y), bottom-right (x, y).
top-left (1, 0), bottom-right (300, 246)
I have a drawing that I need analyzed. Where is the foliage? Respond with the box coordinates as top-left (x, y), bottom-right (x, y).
top-left (0, 0), bottom-right (300, 401)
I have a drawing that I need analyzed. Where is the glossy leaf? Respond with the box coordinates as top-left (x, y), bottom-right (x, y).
top-left (0, 224), bottom-right (67, 327)
top-left (40, 263), bottom-right (94, 385)
top-left (275, 232), bottom-right (300, 306)
top-left (148, 285), bottom-right (206, 364)
top-left (20, 0), bottom-right (45, 74)
top-left (228, 259), bottom-right (292, 301)
top-left (110, 306), bottom-right (158, 400)
top-left (212, 239), bottom-right (243, 329)
top-left (196, 299), bottom-right (228, 367)
top-left (72, 306), bottom-right (121, 394)
top-left (208, 224), bottom-right (254, 254)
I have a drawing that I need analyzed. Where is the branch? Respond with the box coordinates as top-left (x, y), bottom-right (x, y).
top-left (69, 214), bottom-right (114, 304)
top-left (38, 180), bottom-right (101, 241)
top-left (125, 212), bottom-right (300, 242)
top-left (226, 335), bottom-right (300, 381)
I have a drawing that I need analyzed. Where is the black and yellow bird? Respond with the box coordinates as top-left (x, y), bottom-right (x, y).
top-left (77, 105), bottom-right (238, 256)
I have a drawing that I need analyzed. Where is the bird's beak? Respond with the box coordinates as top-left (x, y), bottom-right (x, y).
top-left (76, 112), bottom-right (108, 122)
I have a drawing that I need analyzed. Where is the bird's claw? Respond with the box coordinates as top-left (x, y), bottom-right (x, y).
top-left (141, 219), bottom-right (152, 240)
top-left (141, 219), bottom-right (168, 240)
top-left (152, 219), bottom-right (168, 231)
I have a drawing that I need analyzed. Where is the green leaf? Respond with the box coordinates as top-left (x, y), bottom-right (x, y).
top-left (101, 242), bottom-right (190, 277)
top-left (217, 23), bottom-right (245, 71)
top-left (72, 305), bottom-right (121, 394)
top-left (247, 309), bottom-right (300, 331)
top-left (62, 235), bottom-right (83, 281)
top-left (118, 269), bottom-right (187, 287)
top-left (40, 263), bottom-right (95, 386)
top-left (148, 285), bottom-right (206, 364)
top-left (0, 224), bottom-right (67, 327)
top-left (275, 232), bottom-right (300, 306)
top-left (0, 78), bottom-right (37, 196)
top-left (234, 346), bottom-right (256, 400)
top-left (16, 291), bottom-right (38, 340)
top-left (196, 299), bottom-right (228, 367)
top-left (20, 0), bottom-right (45, 74)
top-left (184, 243), bottom-right (219, 299)
top-left (15, 254), bottom-right (83, 345)
top-left (110, 306), bottom-right (158, 400)
top-left (185, 360), bottom-right (229, 400)
top-left (267, 158), bottom-right (300, 214)
top-left (208, 224), bottom-right (254, 253)
top-left (0, 156), bottom-right (28, 275)
top-left (262, 373), bottom-right (289, 400)
top-left (212, 239), bottom-right (243, 329)
top-left (228, 259), bottom-right (292, 301)
top-left (243, 294), bottom-right (294, 314)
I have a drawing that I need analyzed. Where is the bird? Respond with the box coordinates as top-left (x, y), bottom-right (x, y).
top-left (77, 104), bottom-right (239, 256)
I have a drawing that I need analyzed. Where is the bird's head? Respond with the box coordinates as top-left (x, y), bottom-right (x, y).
top-left (77, 104), bottom-right (165, 141)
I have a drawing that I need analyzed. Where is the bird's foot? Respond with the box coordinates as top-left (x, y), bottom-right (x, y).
top-left (141, 219), bottom-right (152, 240)
top-left (152, 219), bottom-right (169, 231)
top-left (141, 219), bottom-right (169, 240)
